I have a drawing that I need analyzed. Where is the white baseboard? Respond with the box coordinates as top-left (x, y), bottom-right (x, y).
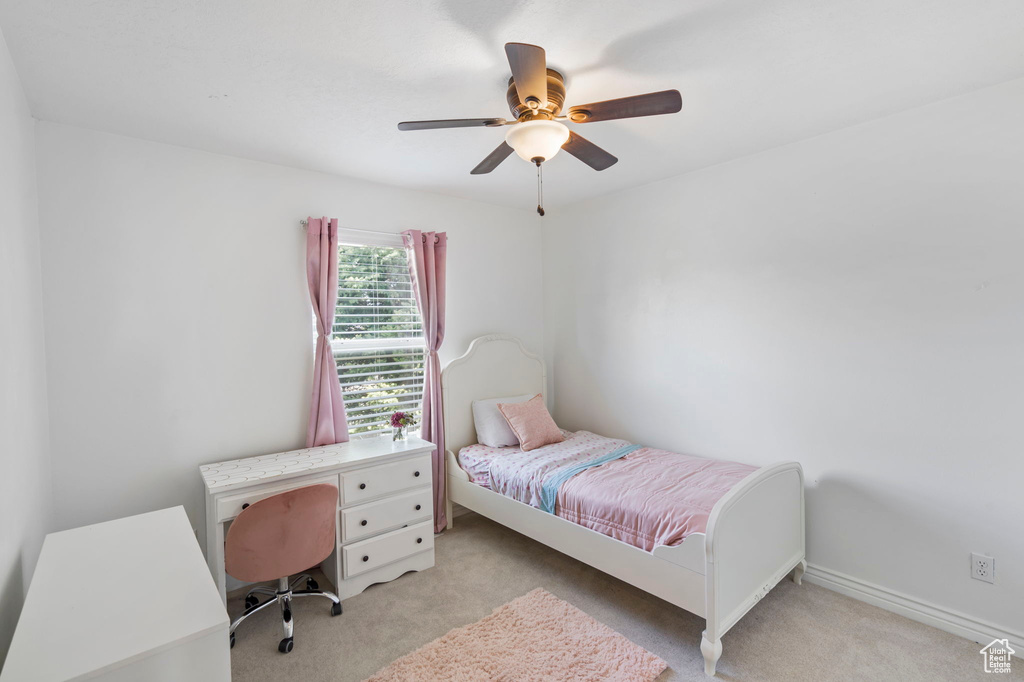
top-left (804, 563), bottom-right (1023, 656)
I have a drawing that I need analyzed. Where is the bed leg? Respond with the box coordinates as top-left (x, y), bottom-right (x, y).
top-left (701, 632), bottom-right (722, 677)
top-left (445, 496), bottom-right (454, 530)
top-left (792, 558), bottom-right (807, 586)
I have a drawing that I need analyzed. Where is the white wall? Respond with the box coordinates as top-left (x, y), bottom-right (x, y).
top-left (33, 123), bottom-right (545, 553)
top-left (0, 29), bottom-right (51, 665)
top-left (544, 78), bottom-right (1024, 639)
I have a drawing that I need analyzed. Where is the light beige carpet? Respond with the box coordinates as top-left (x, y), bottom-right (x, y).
top-left (229, 512), bottom-right (1023, 681)
top-left (364, 587), bottom-right (667, 681)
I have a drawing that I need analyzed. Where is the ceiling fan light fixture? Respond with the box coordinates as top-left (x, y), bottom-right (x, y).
top-left (505, 120), bottom-right (570, 163)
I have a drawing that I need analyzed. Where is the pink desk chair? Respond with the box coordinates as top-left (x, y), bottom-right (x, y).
top-left (225, 483), bottom-right (342, 653)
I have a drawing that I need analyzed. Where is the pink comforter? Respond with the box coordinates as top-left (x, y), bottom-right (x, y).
top-left (458, 431), bottom-right (757, 551)
top-left (558, 447), bottom-right (756, 551)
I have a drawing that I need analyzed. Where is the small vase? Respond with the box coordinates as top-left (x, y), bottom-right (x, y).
top-left (392, 425), bottom-right (407, 442)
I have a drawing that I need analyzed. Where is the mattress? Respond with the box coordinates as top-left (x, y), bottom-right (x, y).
top-left (458, 430), bottom-right (757, 551)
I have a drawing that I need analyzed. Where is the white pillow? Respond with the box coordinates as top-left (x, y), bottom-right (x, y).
top-left (472, 394), bottom-right (535, 447)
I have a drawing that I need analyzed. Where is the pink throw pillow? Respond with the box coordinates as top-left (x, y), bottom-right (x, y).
top-left (497, 394), bottom-right (564, 452)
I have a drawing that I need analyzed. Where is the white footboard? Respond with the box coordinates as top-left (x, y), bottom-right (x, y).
top-left (701, 461), bottom-right (806, 675)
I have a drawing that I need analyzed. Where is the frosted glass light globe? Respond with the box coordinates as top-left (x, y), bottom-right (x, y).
top-left (504, 120), bottom-right (571, 163)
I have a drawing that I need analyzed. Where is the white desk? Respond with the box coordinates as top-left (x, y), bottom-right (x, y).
top-left (201, 436), bottom-right (436, 603)
top-left (1, 507), bottom-right (230, 682)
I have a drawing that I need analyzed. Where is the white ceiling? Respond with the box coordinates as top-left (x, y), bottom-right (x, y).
top-left (3, 0), bottom-right (1023, 210)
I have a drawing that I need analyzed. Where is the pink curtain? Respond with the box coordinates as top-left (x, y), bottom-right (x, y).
top-left (306, 217), bottom-right (350, 447)
top-left (403, 230), bottom-right (447, 532)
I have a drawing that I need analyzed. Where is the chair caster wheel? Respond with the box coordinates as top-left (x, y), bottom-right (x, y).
top-left (278, 637), bottom-right (294, 654)
top-left (331, 602), bottom-right (342, 616)
top-left (244, 595), bottom-right (259, 609)
top-left (306, 578), bottom-right (319, 591)
top-left (230, 632), bottom-right (235, 648)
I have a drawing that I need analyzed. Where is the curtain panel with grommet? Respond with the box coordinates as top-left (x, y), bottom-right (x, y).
top-left (306, 217), bottom-right (350, 447)
top-left (402, 229), bottom-right (447, 532)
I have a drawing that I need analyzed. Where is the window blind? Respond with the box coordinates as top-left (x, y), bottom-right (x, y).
top-left (333, 245), bottom-right (422, 341)
top-left (332, 244), bottom-right (425, 437)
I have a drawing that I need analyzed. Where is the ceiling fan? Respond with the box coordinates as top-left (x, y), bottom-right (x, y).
top-left (397, 42), bottom-right (682, 215)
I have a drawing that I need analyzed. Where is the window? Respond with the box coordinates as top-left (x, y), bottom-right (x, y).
top-left (332, 234), bottom-right (424, 437)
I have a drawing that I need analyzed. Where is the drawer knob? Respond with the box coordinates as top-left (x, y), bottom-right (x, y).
top-left (362, 555), bottom-right (369, 562)
top-left (415, 504), bottom-right (422, 511)
top-left (360, 520), bottom-right (368, 527)
top-left (414, 471), bottom-right (421, 477)
top-left (359, 483), bottom-right (366, 490)
top-left (241, 503), bottom-right (250, 510)
top-left (416, 537), bottom-right (423, 544)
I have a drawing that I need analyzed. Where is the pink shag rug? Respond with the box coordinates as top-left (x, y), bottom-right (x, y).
top-left (364, 588), bottom-right (667, 681)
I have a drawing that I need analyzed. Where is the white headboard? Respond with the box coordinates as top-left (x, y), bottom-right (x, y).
top-left (442, 335), bottom-right (547, 456)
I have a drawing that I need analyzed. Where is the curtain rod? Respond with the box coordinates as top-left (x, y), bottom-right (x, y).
top-left (299, 220), bottom-right (440, 242)
top-left (298, 220), bottom-right (392, 237)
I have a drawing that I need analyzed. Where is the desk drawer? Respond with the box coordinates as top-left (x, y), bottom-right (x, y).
top-left (341, 487), bottom-right (432, 543)
top-left (215, 474), bottom-right (339, 522)
top-left (343, 520), bottom-right (433, 578)
top-left (341, 455), bottom-right (431, 506)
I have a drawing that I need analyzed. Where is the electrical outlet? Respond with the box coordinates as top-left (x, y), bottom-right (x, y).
top-left (972, 553), bottom-right (995, 584)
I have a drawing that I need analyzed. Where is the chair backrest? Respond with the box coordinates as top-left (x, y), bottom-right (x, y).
top-left (225, 483), bottom-right (338, 583)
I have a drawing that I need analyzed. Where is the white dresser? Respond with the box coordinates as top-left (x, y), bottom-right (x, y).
top-left (200, 436), bottom-right (436, 602)
top-left (1, 507), bottom-right (230, 682)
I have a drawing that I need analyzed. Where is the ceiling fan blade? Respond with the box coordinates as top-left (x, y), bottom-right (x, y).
top-left (470, 142), bottom-right (515, 175)
top-left (567, 90), bottom-right (682, 123)
top-left (561, 132), bottom-right (618, 171)
top-left (398, 118), bottom-right (506, 131)
top-left (505, 42), bottom-right (547, 108)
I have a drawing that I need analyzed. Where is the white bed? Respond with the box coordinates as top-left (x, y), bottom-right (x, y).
top-left (442, 334), bottom-right (806, 677)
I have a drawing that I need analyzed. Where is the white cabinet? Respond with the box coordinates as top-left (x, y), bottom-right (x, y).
top-left (0, 507), bottom-right (230, 682)
top-left (201, 436), bottom-right (436, 603)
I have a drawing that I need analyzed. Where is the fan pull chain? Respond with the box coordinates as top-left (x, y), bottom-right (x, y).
top-left (536, 160), bottom-right (545, 217)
